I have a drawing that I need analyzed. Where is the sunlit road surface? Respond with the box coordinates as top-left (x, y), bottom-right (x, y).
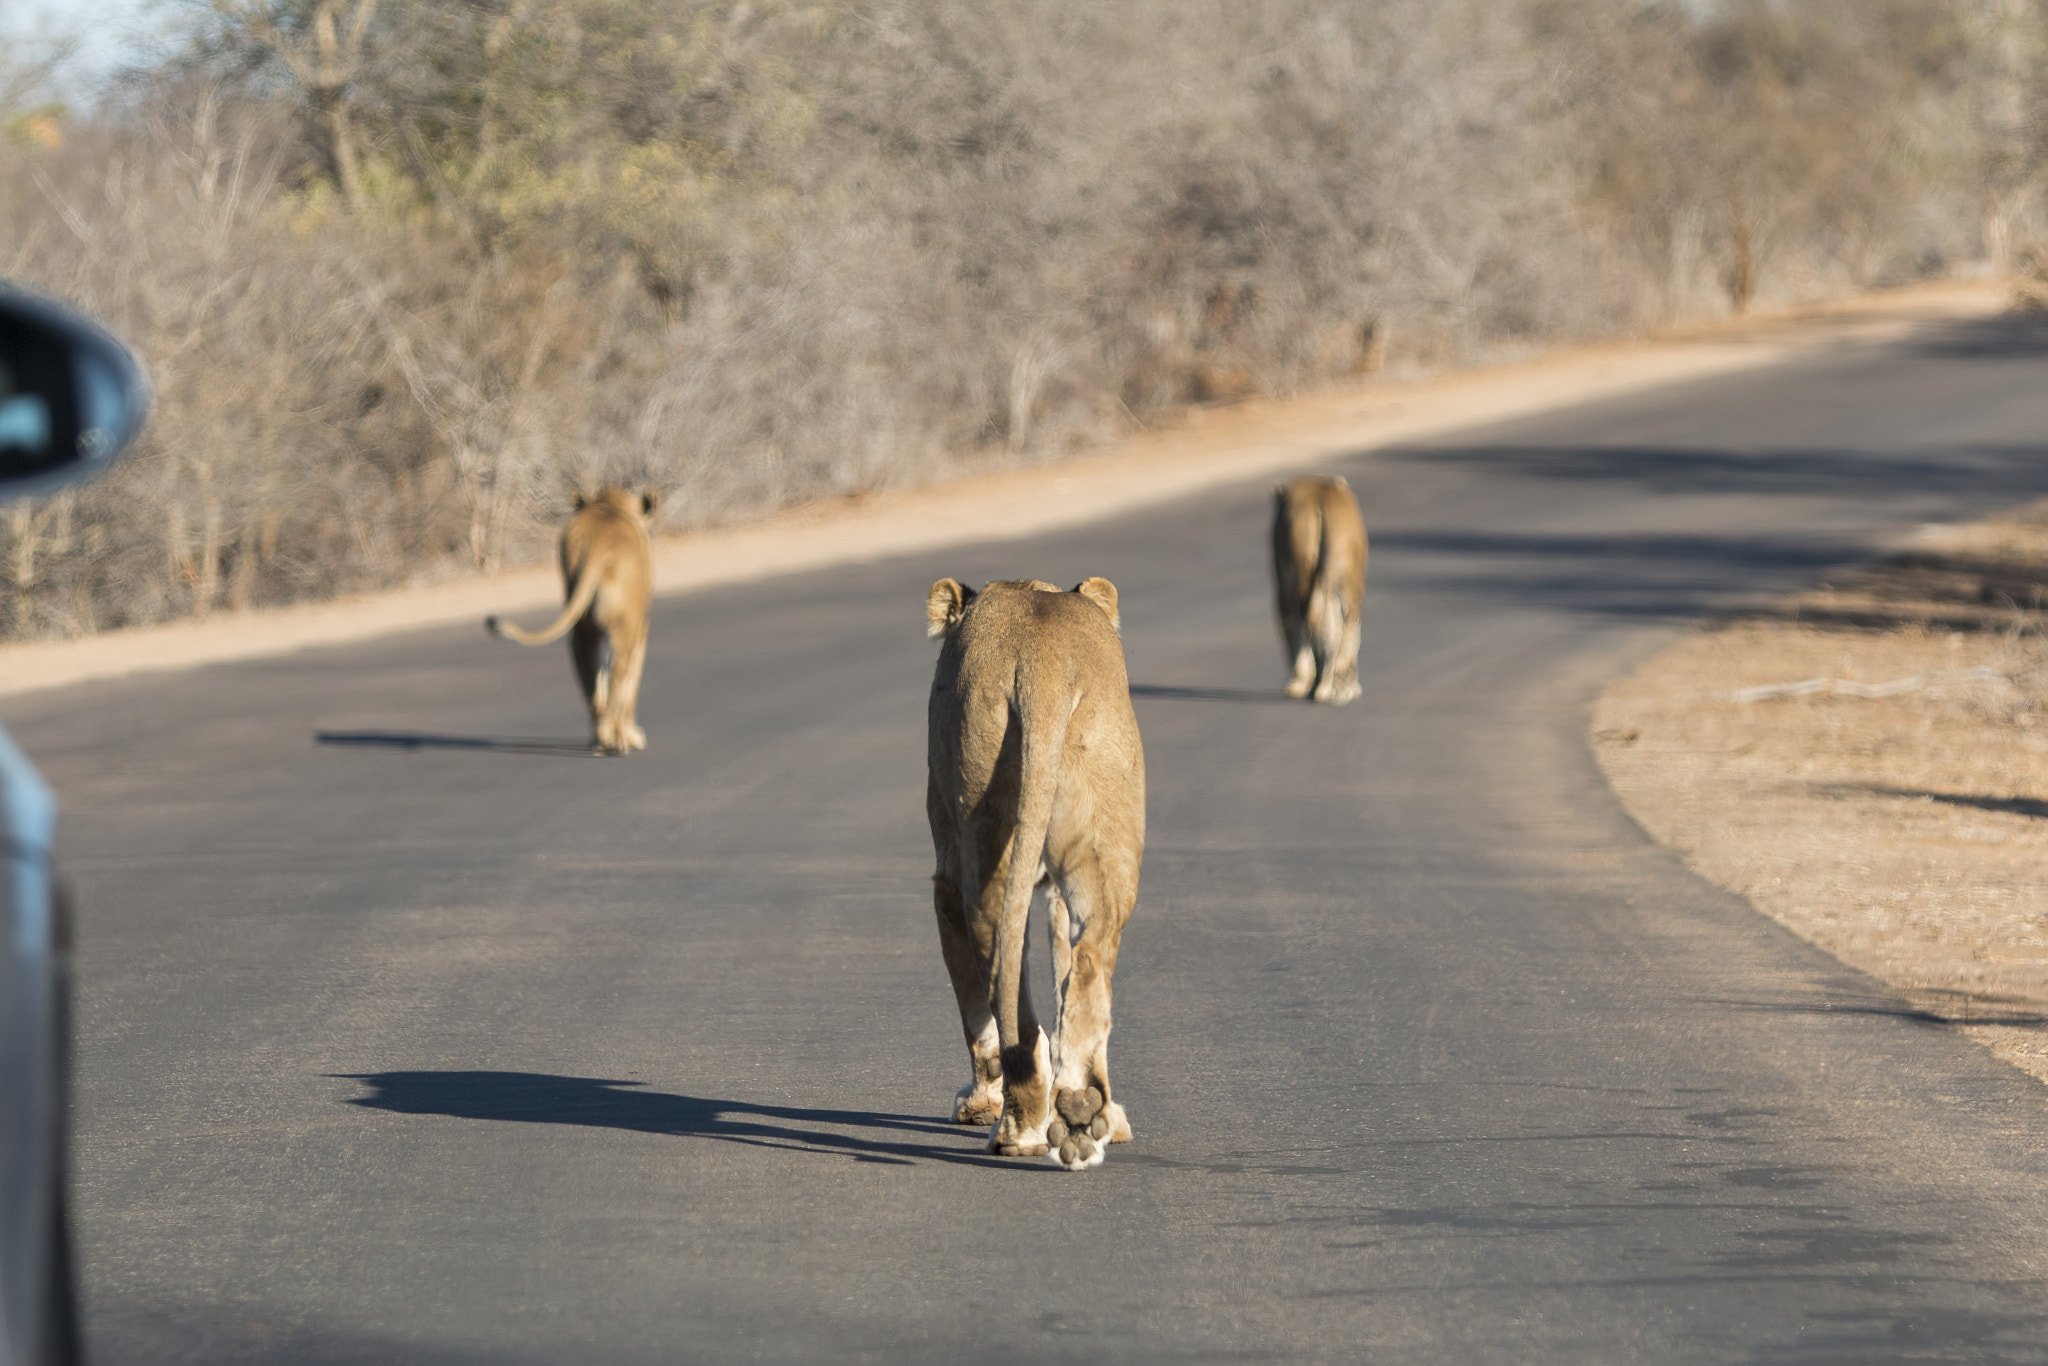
top-left (16, 312), bottom-right (2048, 1363)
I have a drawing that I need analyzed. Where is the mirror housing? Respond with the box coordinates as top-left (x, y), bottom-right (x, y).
top-left (0, 286), bottom-right (149, 498)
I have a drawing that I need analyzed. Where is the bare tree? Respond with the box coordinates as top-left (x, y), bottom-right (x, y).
top-left (211, 0), bottom-right (381, 208)
top-left (0, 0), bottom-right (2042, 639)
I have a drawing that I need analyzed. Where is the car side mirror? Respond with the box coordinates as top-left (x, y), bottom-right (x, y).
top-left (0, 286), bottom-right (148, 496)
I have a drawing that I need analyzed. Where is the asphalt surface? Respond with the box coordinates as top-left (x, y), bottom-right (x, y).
top-left (14, 311), bottom-right (2048, 1364)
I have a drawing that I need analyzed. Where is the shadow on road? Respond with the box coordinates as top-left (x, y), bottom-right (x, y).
top-left (1909, 311), bottom-right (2048, 359)
top-left (1367, 526), bottom-right (1859, 621)
top-left (1386, 442), bottom-right (2048, 504)
top-left (1359, 439), bottom-right (2048, 624)
top-left (315, 730), bottom-right (595, 757)
top-left (1130, 683), bottom-right (1296, 704)
top-left (334, 1070), bottom-right (1019, 1169)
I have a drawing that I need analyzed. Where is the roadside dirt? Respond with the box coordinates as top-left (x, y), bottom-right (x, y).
top-left (0, 278), bottom-right (2010, 701)
top-left (1594, 499), bottom-right (2048, 1082)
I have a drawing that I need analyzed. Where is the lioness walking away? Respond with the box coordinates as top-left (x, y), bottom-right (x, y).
top-left (486, 487), bottom-right (655, 755)
top-left (925, 577), bottom-right (1145, 1171)
top-left (1271, 475), bottom-right (1367, 704)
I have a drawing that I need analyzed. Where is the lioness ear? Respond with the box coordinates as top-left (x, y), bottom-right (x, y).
top-left (641, 491), bottom-right (658, 516)
top-left (926, 578), bottom-right (976, 638)
top-left (1073, 576), bottom-right (1119, 634)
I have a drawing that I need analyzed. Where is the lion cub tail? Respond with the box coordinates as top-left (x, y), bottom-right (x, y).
top-left (486, 567), bottom-right (603, 647)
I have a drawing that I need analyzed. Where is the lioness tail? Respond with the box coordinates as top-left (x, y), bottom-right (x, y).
top-left (486, 566), bottom-right (603, 646)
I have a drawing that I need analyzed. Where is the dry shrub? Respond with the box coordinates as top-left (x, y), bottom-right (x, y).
top-left (1, 0), bottom-right (2043, 637)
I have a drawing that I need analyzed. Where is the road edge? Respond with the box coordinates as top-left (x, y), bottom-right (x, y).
top-left (1589, 503), bottom-right (2048, 1089)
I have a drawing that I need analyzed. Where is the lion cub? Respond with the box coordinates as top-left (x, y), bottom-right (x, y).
top-left (1271, 475), bottom-right (1367, 704)
top-left (925, 578), bottom-right (1145, 1171)
top-left (486, 487), bottom-right (655, 755)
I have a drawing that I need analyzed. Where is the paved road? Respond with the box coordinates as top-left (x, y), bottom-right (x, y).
top-left (14, 312), bottom-right (2048, 1364)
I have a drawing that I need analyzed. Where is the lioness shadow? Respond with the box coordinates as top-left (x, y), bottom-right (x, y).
top-left (334, 1070), bottom-right (1014, 1168)
top-left (315, 730), bottom-right (594, 758)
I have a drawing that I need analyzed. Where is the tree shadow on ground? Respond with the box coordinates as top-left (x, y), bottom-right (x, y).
top-left (1383, 442), bottom-right (2048, 505)
top-left (1733, 601), bottom-right (2036, 635)
top-left (1707, 995), bottom-right (2048, 1029)
top-left (1811, 784), bottom-right (2048, 820)
top-left (1907, 311), bottom-right (2048, 360)
top-left (1365, 527), bottom-right (1860, 621)
top-left (334, 1070), bottom-right (1020, 1169)
top-left (1359, 438), bottom-right (2048, 624)
top-left (315, 731), bottom-right (595, 757)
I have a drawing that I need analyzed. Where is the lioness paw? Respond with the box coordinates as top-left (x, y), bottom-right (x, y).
top-left (1315, 676), bottom-right (1361, 705)
top-left (1045, 1086), bottom-right (1115, 1171)
top-left (1286, 647), bottom-right (1317, 698)
top-left (952, 1080), bottom-right (1003, 1127)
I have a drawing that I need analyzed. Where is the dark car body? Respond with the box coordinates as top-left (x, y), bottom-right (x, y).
top-left (0, 733), bottom-right (73, 1364)
top-left (0, 284), bottom-right (148, 1366)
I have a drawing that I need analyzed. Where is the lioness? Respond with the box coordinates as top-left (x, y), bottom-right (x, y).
top-left (486, 487), bottom-right (655, 755)
top-left (1271, 475), bottom-right (1367, 704)
top-left (925, 577), bottom-right (1145, 1171)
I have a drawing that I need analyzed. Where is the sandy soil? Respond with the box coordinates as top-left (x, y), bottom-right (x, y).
top-left (0, 278), bottom-right (2010, 701)
top-left (1595, 498), bottom-right (2048, 1082)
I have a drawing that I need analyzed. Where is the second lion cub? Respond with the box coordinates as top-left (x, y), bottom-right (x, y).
top-left (1271, 475), bottom-right (1367, 704)
top-left (486, 487), bottom-right (655, 755)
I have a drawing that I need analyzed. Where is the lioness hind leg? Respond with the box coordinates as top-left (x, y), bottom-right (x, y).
top-left (952, 1024), bottom-right (1003, 1127)
top-left (932, 872), bottom-right (1003, 1126)
top-left (1046, 970), bottom-right (1117, 1169)
top-left (570, 618), bottom-right (608, 749)
top-left (990, 1027), bottom-right (1052, 1157)
top-left (1274, 490), bottom-right (1318, 698)
top-left (593, 699), bottom-right (625, 755)
top-left (1307, 583), bottom-right (1357, 705)
top-left (1279, 590), bottom-right (1316, 698)
top-left (1045, 883), bottom-right (1126, 1151)
top-left (607, 625), bottom-right (650, 753)
top-left (1044, 869), bottom-right (1131, 1172)
top-left (990, 917), bottom-right (1054, 1155)
top-left (1322, 592), bottom-right (1363, 705)
top-left (1285, 636), bottom-right (1317, 698)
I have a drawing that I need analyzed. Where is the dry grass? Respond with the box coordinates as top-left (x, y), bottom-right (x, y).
top-left (4, 0), bottom-right (2046, 639)
top-left (1595, 499), bottom-right (2048, 1082)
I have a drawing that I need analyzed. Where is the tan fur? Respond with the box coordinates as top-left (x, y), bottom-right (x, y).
top-left (486, 488), bottom-right (655, 755)
top-left (1271, 475), bottom-right (1367, 704)
top-left (925, 577), bottom-right (1145, 1171)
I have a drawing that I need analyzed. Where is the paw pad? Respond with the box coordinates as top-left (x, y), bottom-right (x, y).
top-left (1046, 1087), bottom-right (1111, 1171)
